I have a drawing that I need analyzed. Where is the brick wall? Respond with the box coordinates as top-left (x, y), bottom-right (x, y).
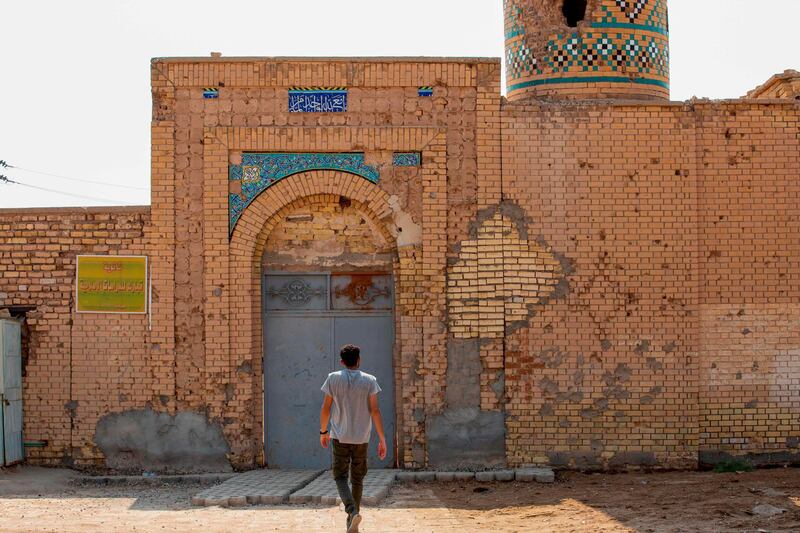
top-left (0, 207), bottom-right (150, 467)
top-left (148, 57), bottom-right (496, 468)
top-left (747, 71), bottom-right (800, 100)
top-left (696, 102), bottom-right (800, 463)
top-left (499, 99), bottom-right (800, 468)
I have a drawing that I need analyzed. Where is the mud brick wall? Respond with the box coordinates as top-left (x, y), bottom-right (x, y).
top-left (695, 102), bottom-right (800, 465)
top-left (500, 102), bottom-right (700, 469)
top-left (499, 99), bottom-right (800, 469)
top-left (262, 195), bottom-right (394, 272)
top-left (747, 71), bottom-right (800, 100)
top-left (0, 207), bottom-right (150, 467)
top-left (149, 57), bottom-right (501, 469)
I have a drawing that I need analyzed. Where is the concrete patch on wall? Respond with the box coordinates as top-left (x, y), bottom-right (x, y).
top-left (547, 450), bottom-right (602, 470)
top-left (608, 451), bottom-right (658, 469)
top-left (445, 339), bottom-right (482, 409)
top-left (426, 407), bottom-right (506, 470)
top-left (426, 338), bottom-right (506, 469)
top-left (94, 408), bottom-right (231, 474)
top-left (699, 449), bottom-right (800, 469)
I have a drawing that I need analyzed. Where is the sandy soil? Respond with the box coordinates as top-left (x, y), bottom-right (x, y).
top-left (1, 466), bottom-right (799, 532)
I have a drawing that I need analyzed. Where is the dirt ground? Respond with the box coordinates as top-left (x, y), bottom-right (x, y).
top-left (1, 466), bottom-right (800, 532)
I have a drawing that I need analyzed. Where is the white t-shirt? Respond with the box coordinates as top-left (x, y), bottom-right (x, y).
top-left (321, 369), bottom-right (381, 445)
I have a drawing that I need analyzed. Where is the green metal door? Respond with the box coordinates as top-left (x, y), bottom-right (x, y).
top-left (1, 319), bottom-right (23, 466)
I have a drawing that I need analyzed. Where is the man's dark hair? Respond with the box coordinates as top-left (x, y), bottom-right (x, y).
top-left (340, 344), bottom-right (360, 368)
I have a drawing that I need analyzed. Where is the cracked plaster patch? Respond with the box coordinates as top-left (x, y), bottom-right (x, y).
top-left (388, 195), bottom-right (422, 248)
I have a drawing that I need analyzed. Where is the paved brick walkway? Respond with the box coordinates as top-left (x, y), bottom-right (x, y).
top-left (192, 467), bottom-right (552, 507)
top-left (191, 469), bottom-right (322, 507)
top-left (289, 469), bottom-right (399, 506)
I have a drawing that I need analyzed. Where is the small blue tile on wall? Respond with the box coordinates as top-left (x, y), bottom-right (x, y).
top-left (393, 153), bottom-right (421, 167)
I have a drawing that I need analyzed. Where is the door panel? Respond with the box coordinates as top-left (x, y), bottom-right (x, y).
top-left (0, 326), bottom-right (4, 463)
top-left (0, 403), bottom-right (4, 465)
top-left (334, 315), bottom-right (395, 468)
top-left (1, 321), bottom-right (23, 465)
top-left (263, 273), bottom-right (395, 470)
top-left (264, 315), bottom-right (332, 469)
top-left (331, 274), bottom-right (393, 311)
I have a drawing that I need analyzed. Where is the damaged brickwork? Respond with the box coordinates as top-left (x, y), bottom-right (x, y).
top-left (448, 201), bottom-right (569, 339)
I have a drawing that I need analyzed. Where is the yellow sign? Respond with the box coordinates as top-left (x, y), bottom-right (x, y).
top-left (76, 256), bottom-right (148, 314)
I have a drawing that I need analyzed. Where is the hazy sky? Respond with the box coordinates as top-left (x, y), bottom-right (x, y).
top-left (0, 0), bottom-right (797, 208)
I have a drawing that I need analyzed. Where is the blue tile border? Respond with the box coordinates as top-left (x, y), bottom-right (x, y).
top-left (228, 153), bottom-right (380, 234)
top-left (590, 22), bottom-right (668, 37)
top-left (393, 153), bottom-right (421, 167)
top-left (508, 75), bottom-right (669, 92)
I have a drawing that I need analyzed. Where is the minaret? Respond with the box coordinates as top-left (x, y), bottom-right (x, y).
top-left (504, 0), bottom-right (670, 100)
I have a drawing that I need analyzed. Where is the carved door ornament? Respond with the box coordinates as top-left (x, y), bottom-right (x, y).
top-left (333, 276), bottom-right (391, 307)
top-left (267, 278), bottom-right (326, 307)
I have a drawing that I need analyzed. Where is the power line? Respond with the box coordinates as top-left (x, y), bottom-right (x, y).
top-left (2, 161), bottom-right (148, 191)
top-left (0, 175), bottom-right (141, 205)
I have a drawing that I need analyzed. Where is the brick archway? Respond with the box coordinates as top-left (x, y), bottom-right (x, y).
top-left (228, 170), bottom-right (399, 465)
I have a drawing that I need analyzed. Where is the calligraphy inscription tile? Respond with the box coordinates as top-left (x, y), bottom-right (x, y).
top-left (288, 88), bottom-right (348, 113)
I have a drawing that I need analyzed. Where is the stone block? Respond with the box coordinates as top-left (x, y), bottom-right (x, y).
top-left (396, 472), bottom-right (417, 483)
top-left (415, 472), bottom-right (436, 482)
top-left (475, 471), bottom-right (495, 482)
top-left (203, 497), bottom-right (229, 507)
top-left (228, 496), bottom-right (247, 506)
top-left (515, 468), bottom-right (555, 483)
top-left (494, 470), bottom-right (515, 482)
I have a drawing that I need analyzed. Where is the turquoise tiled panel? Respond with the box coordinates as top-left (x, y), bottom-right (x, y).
top-left (228, 153), bottom-right (380, 234)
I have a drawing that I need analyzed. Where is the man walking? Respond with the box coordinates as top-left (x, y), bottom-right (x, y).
top-left (320, 344), bottom-right (387, 533)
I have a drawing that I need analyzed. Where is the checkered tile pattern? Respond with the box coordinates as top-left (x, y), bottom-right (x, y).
top-left (507, 41), bottom-right (537, 79)
top-left (616, 0), bottom-right (648, 21)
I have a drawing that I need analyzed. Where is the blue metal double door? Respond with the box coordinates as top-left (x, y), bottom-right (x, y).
top-left (263, 273), bottom-right (395, 470)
